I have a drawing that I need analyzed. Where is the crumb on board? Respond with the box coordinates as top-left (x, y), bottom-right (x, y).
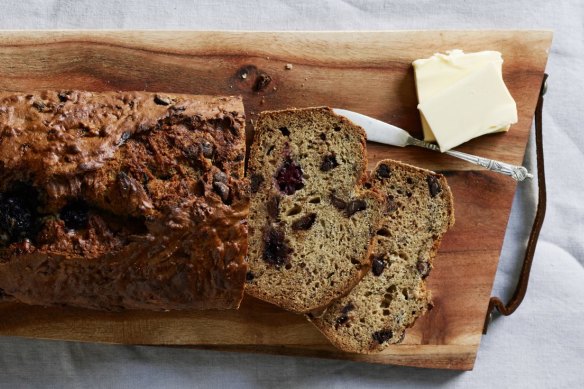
top-left (285, 63), bottom-right (293, 70)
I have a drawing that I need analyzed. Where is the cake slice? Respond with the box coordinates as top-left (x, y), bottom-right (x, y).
top-left (245, 107), bottom-right (385, 313)
top-left (310, 160), bottom-right (454, 353)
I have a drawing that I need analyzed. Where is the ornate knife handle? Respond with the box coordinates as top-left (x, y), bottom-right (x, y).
top-left (406, 137), bottom-right (533, 181)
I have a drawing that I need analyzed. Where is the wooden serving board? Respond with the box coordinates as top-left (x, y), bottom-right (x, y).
top-left (0, 31), bottom-right (552, 370)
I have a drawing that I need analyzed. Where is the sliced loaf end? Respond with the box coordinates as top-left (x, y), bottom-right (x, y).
top-left (310, 159), bottom-right (454, 353)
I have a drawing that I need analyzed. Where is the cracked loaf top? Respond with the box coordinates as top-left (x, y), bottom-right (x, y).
top-left (0, 90), bottom-right (248, 311)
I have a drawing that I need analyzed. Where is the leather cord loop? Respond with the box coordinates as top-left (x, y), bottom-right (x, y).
top-left (483, 73), bottom-right (548, 334)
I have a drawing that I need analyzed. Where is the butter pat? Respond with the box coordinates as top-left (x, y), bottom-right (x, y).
top-left (413, 50), bottom-right (510, 143)
top-left (418, 63), bottom-right (517, 152)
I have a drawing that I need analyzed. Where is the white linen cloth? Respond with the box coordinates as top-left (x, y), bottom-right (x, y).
top-left (0, 1), bottom-right (583, 387)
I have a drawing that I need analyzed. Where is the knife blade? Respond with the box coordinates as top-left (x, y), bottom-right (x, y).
top-left (332, 108), bottom-right (533, 181)
top-left (332, 108), bottom-right (411, 147)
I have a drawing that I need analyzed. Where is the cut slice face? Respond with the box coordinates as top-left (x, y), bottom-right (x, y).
top-left (310, 159), bottom-right (454, 353)
top-left (245, 107), bottom-right (384, 314)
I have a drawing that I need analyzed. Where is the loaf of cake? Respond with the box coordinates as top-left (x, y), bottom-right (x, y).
top-left (0, 91), bottom-right (248, 311)
top-left (310, 160), bottom-right (454, 353)
top-left (245, 107), bottom-right (385, 313)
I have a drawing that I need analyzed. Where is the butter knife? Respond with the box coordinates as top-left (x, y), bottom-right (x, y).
top-left (333, 108), bottom-right (533, 181)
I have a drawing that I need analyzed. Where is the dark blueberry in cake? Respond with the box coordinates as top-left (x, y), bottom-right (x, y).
top-left (60, 201), bottom-right (90, 230)
top-left (330, 194), bottom-right (347, 210)
top-left (341, 302), bottom-right (355, 314)
top-left (291, 213), bottom-right (316, 231)
top-left (246, 271), bottom-right (255, 282)
top-left (262, 226), bottom-right (290, 267)
top-left (345, 199), bottom-right (367, 217)
top-left (0, 194), bottom-right (35, 243)
top-left (213, 182), bottom-right (230, 202)
top-left (335, 314), bottom-right (349, 329)
top-left (372, 329), bottom-right (393, 344)
top-left (377, 164), bottom-right (391, 179)
top-left (426, 175), bottom-right (442, 197)
top-left (320, 154), bottom-right (339, 172)
top-left (335, 303), bottom-right (355, 329)
top-left (32, 100), bottom-right (47, 112)
top-left (371, 255), bottom-right (386, 276)
top-left (58, 91), bottom-right (71, 102)
top-left (275, 157), bottom-right (304, 195)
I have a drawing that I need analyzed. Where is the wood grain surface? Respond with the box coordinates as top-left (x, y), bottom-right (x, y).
top-left (0, 30), bottom-right (552, 370)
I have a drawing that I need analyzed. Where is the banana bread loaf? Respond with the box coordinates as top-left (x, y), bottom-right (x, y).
top-left (245, 107), bottom-right (384, 313)
top-left (310, 160), bottom-right (454, 353)
top-left (0, 91), bottom-right (248, 311)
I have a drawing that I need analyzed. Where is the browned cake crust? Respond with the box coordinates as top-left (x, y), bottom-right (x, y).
top-left (310, 159), bottom-right (454, 353)
top-left (0, 91), bottom-right (248, 311)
